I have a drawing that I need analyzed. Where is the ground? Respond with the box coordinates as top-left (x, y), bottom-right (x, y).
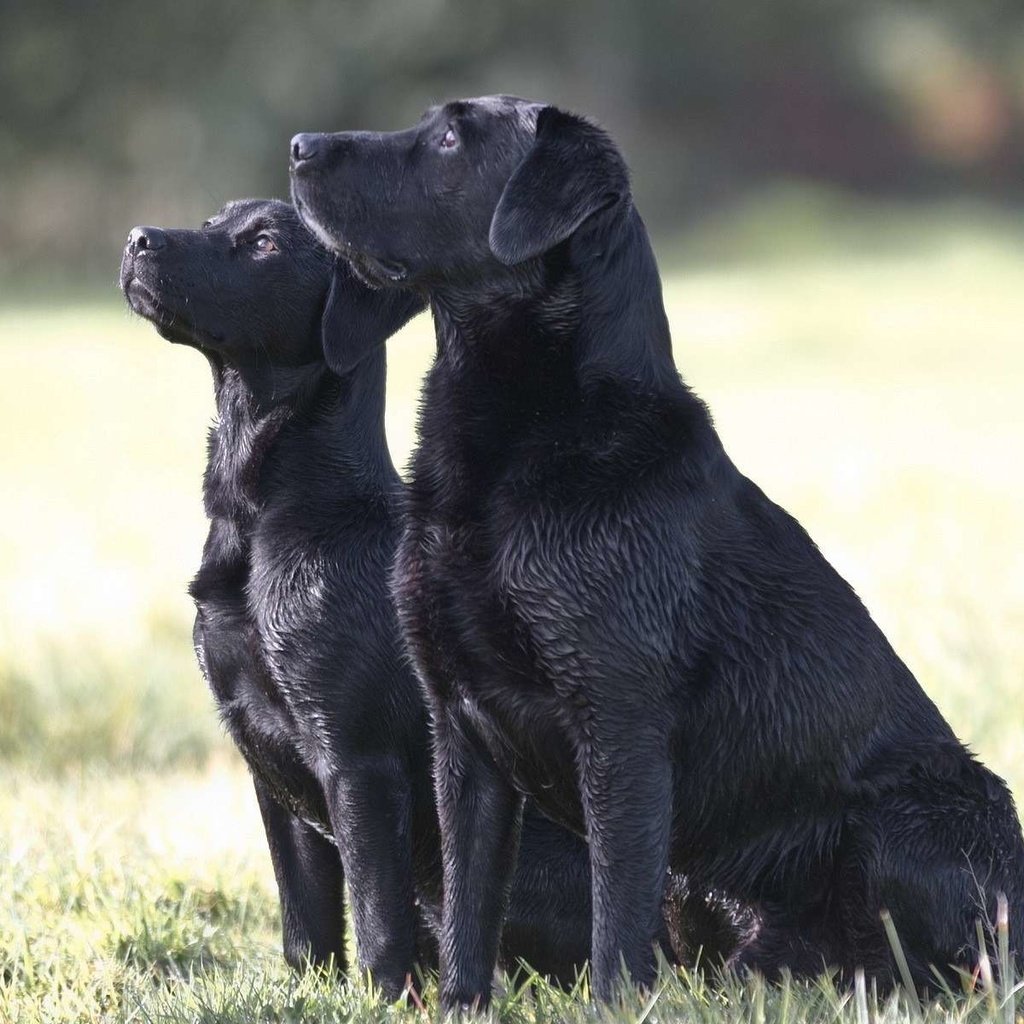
top-left (1, 200), bottom-right (1022, 1022)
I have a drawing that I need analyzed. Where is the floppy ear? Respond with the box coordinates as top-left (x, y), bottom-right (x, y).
top-left (320, 261), bottom-right (426, 376)
top-left (488, 106), bottom-right (630, 266)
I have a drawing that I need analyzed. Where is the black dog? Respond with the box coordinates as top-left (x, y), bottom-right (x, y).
top-left (291, 98), bottom-right (1024, 1007)
top-left (119, 198), bottom-right (598, 999)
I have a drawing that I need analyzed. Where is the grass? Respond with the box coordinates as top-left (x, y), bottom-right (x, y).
top-left (0, 766), bottom-right (1020, 1022)
top-left (1, 198), bottom-right (1023, 1020)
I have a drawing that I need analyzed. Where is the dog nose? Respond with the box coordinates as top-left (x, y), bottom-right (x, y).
top-left (290, 133), bottom-right (321, 167)
top-left (127, 226), bottom-right (166, 256)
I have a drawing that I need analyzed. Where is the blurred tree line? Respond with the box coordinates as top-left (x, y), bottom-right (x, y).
top-left (2, 0), bottom-right (1024, 283)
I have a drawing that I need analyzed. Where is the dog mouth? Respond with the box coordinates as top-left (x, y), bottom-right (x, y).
top-left (124, 277), bottom-right (167, 321)
top-left (123, 276), bottom-right (219, 346)
top-left (124, 277), bottom-right (181, 331)
top-left (292, 193), bottom-right (407, 288)
top-left (342, 248), bottom-right (408, 289)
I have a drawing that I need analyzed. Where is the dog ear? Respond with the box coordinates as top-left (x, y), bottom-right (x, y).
top-left (320, 260), bottom-right (426, 376)
top-left (489, 106), bottom-right (630, 267)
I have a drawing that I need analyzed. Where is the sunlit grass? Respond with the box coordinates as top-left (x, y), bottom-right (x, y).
top-left (1, 205), bottom-right (1023, 1020)
top-left (1, 767), bottom-right (1020, 1022)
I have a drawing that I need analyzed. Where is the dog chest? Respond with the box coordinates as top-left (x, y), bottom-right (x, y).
top-left (191, 532), bottom-right (330, 771)
top-left (191, 591), bottom-right (331, 823)
top-left (191, 591), bottom-right (295, 740)
top-left (407, 496), bottom-right (689, 684)
top-left (396, 522), bottom-right (585, 827)
top-left (397, 501), bottom-right (680, 776)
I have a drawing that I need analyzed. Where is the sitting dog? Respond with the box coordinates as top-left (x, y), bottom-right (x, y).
top-left (119, 198), bottom-right (597, 998)
top-left (290, 98), bottom-right (1024, 1006)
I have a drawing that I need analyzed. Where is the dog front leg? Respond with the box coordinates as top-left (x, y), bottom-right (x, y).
top-left (253, 776), bottom-right (346, 973)
top-left (579, 736), bottom-right (673, 1002)
top-left (326, 753), bottom-right (419, 1001)
top-left (433, 699), bottom-right (525, 1011)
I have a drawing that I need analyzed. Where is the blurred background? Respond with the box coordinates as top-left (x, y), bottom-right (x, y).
top-left (1, 3), bottom-right (1023, 1017)
top-left (6, 0), bottom-right (1024, 283)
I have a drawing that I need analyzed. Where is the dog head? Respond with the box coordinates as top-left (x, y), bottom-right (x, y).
top-left (120, 198), bottom-right (423, 375)
top-left (289, 97), bottom-right (631, 290)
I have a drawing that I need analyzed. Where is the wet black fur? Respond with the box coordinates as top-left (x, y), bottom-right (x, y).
top-left (292, 99), bottom-right (1024, 1008)
top-left (119, 198), bottom-right (597, 999)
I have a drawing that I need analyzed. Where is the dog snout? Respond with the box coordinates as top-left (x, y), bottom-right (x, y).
top-left (127, 226), bottom-right (167, 257)
top-left (290, 133), bottom-right (323, 169)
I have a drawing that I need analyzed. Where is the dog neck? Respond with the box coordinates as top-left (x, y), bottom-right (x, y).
top-left (431, 204), bottom-right (682, 394)
top-left (414, 205), bottom-right (720, 500)
top-left (202, 345), bottom-right (396, 525)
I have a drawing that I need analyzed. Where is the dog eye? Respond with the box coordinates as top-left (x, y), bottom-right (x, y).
top-left (439, 127), bottom-right (458, 150)
top-left (253, 235), bottom-right (278, 254)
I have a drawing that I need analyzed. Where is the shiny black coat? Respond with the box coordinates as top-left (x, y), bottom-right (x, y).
top-left (120, 198), bottom-right (595, 999)
top-left (291, 100), bottom-right (1024, 1008)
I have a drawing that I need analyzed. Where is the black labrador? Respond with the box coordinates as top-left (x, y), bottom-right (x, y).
top-left (118, 198), bottom-right (597, 999)
top-left (290, 98), bottom-right (1024, 1007)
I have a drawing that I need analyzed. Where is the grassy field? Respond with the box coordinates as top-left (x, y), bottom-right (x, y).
top-left (1, 204), bottom-right (1023, 1021)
